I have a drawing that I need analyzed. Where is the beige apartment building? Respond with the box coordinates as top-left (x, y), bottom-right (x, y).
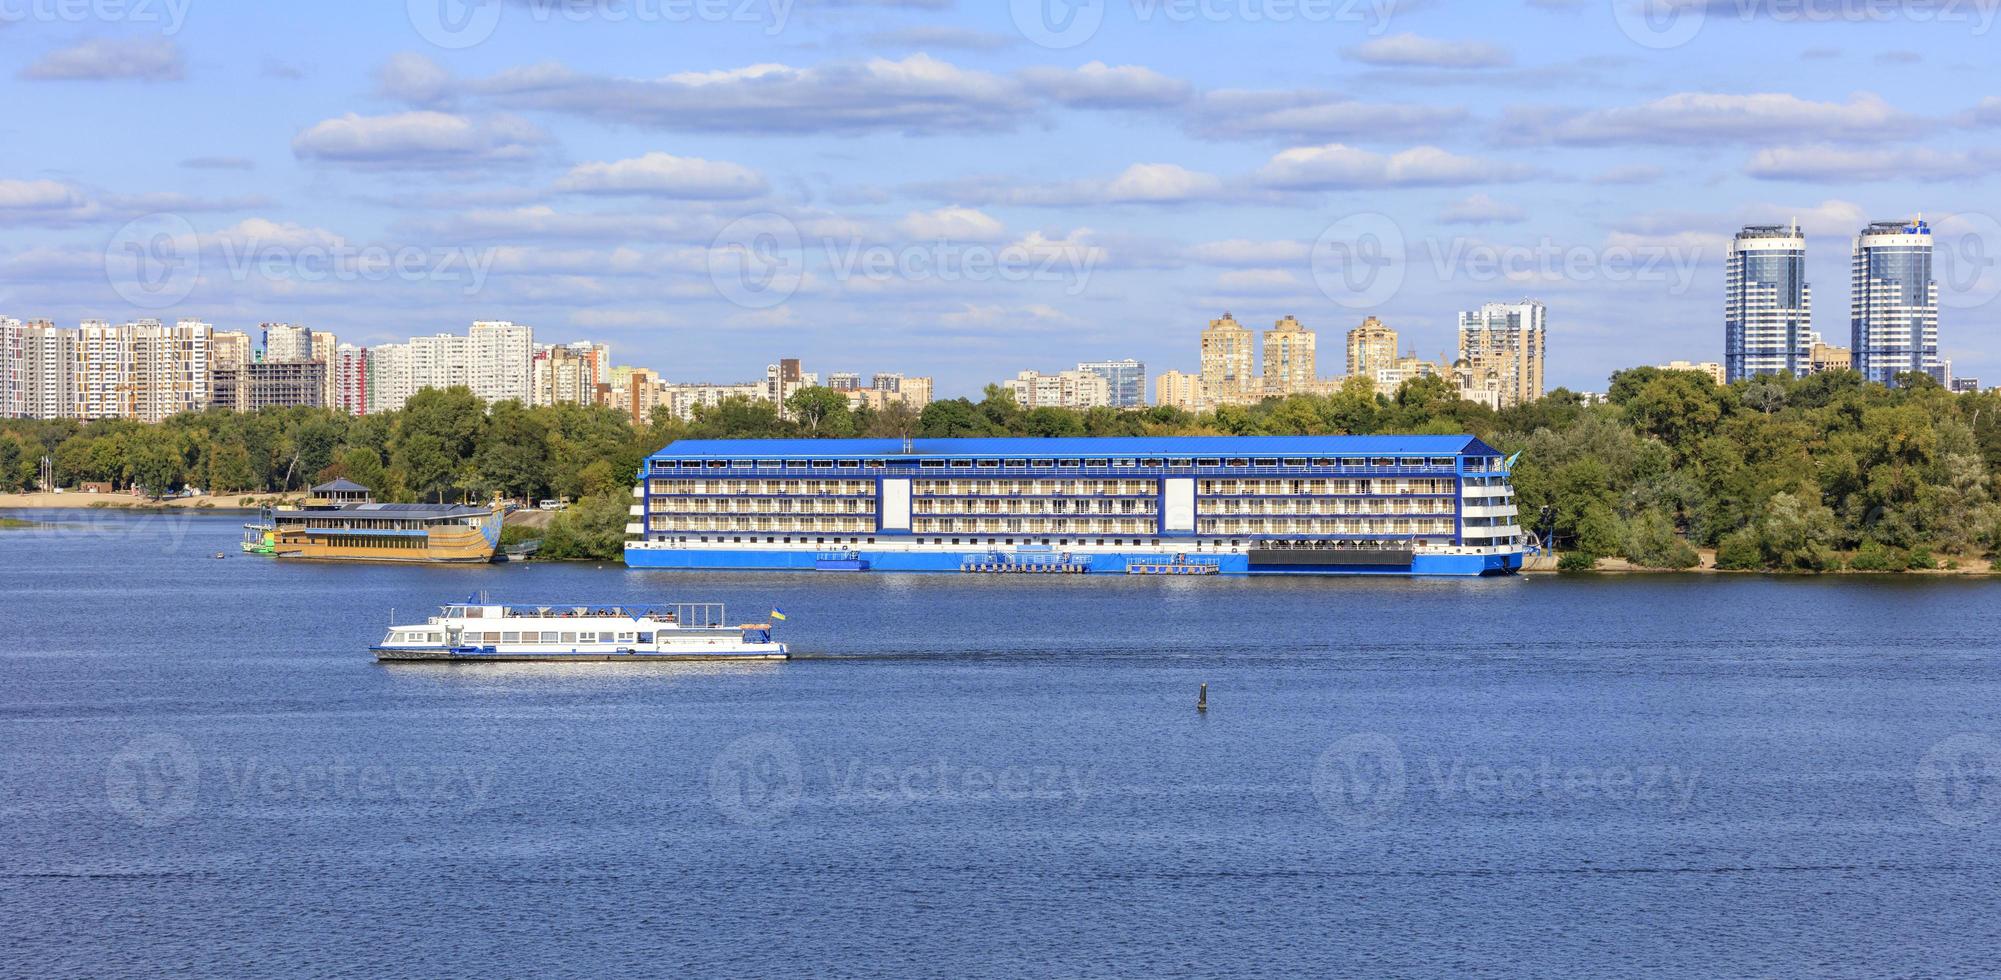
top-left (1199, 313), bottom-right (1258, 405)
top-left (1346, 316), bottom-right (1400, 379)
top-left (1261, 316), bottom-right (1316, 397)
top-left (1457, 301), bottom-right (1546, 409)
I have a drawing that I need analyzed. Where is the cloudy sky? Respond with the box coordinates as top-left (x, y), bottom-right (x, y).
top-left (3, 0), bottom-right (1998, 395)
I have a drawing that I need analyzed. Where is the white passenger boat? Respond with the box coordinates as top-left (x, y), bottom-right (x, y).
top-left (372, 601), bottom-right (787, 662)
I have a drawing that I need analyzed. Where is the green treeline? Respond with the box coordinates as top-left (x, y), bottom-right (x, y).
top-left (2, 369), bottom-right (1998, 571)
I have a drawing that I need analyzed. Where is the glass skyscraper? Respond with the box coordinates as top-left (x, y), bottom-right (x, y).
top-left (1076, 358), bottom-right (1147, 408)
top-left (1724, 224), bottom-right (1812, 383)
top-left (1851, 219), bottom-right (1943, 386)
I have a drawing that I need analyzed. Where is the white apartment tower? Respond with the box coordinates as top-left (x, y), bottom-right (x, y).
top-left (470, 320), bottom-right (534, 404)
top-left (1725, 224), bottom-right (1812, 382)
top-left (1851, 218), bottom-right (1943, 386)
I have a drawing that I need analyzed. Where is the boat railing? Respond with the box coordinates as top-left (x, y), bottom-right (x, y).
top-left (440, 602), bottom-right (729, 626)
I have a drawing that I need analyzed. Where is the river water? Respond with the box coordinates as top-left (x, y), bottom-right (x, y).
top-left (3, 510), bottom-right (1999, 976)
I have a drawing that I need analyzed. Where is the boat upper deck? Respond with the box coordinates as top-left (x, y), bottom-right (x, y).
top-left (437, 602), bottom-right (737, 627)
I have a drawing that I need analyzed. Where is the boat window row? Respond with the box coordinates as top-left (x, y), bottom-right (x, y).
top-left (652, 456), bottom-right (1468, 473)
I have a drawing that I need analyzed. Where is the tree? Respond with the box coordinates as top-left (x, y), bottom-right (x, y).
top-left (475, 401), bottom-right (551, 501)
top-left (1622, 508), bottom-right (1699, 569)
top-left (539, 493), bottom-right (630, 561)
top-left (785, 386), bottom-right (853, 436)
top-left (128, 435), bottom-right (183, 498)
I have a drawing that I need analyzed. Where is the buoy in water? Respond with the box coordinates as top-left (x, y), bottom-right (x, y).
top-left (1197, 683), bottom-right (1208, 712)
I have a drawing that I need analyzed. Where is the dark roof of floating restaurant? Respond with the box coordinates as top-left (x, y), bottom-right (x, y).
top-left (310, 478), bottom-right (371, 494)
top-left (645, 435), bottom-right (1502, 462)
top-left (284, 502), bottom-right (494, 520)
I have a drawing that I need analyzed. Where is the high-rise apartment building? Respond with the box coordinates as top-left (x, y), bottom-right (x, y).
top-left (1006, 369), bottom-right (1112, 410)
top-left (332, 345), bottom-right (370, 415)
top-left (1724, 224), bottom-right (1812, 382)
top-left (1199, 313), bottom-right (1257, 405)
top-left (0, 317), bottom-right (21, 419)
top-left (130, 318), bottom-right (212, 423)
top-left (1851, 219), bottom-right (1943, 386)
top-left (1261, 316), bottom-right (1316, 397)
top-left (1075, 359), bottom-right (1147, 408)
top-left (534, 342), bottom-right (611, 407)
top-left (211, 331), bottom-right (253, 374)
top-left (469, 321), bottom-right (534, 404)
top-left (1346, 316), bottom-right (1399, 380)
top-left (1457, 301), bottom-right (1546, 409)
top-left (1155, 369), bottom-right (1205, 412)
top-left (76, 320), bottom-right (131, 420)
top-left (263, 323), bottom-right (312, 362)
top-left (21, 321), bottom-right (75, 420)
top-left (826, 372), bottom-right (862, 392)
top-left (212, 361), bottom-right (325, 412)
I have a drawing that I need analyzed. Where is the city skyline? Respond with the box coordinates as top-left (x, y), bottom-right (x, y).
top-left (1, 5), bottom-right (1998, 396)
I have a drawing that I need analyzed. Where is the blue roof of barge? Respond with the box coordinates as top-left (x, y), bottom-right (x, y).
top-left (646, 435), bottom-right (1498, 461)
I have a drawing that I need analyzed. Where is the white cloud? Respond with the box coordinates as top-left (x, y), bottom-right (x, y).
top-left (1019, 61), bottom-right (1190, 108)
top-left (1745, 145), bottom-right (2000, 182)
top-left (19, 38), bottom-right (183, 82)
top-left (896, 207), bottom-right (1007, 241)
top-left (1440, 194), bottom-right (1527, 225)
top-left (912, 163), bottom-right (1231, 207)
top-left (1187, 90), bottom-right (1467, 142)
top-left (0, 179), bottom-right (88, 212)
top-left (555, 152), bottom-right (769, 199)
top-left (291, 111), bottom-right (548, 168)
top-left (1347, 34), bottom-right (1512, 69)
top-left (1510, 92), bottom-right (1925, 146)
top-left (1184, 239), bottom-right (1312, 267)
top-left (1256, 144), bottom-right (1532, 190)
top-left (473, 54), bottom-right (1031, 135)
top-left (1101, 164), bottom-right (1226, 202)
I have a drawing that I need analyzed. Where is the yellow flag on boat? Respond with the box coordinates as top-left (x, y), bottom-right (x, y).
top-left (770, 607), bottom-right (788, 621)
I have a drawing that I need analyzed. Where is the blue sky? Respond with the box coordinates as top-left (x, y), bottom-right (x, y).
top-left (3, 0), bottom-right (1998, 396)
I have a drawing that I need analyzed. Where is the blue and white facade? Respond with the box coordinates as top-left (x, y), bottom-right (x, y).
top-left (1725, 224), bottom-right (1812, 383)
top-left (626, 436), bottom-right (1524, 577)
top-left (1851, 219), bottom-right (1943, 386)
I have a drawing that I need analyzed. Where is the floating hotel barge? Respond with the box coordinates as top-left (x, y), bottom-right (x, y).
top-left (624, 436), bottom-right (1524, 577)
top-left (253, 479), bottom-right (503, 563)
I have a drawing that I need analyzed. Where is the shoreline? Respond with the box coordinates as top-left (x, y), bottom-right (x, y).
top-left (1525, 550), bottom-right (1998, 578)
top-left (0, 491), bottom-right (303, 513)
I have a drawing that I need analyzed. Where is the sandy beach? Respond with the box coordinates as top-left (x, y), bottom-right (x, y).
top-left (0, 491), bottom-right (303, 512)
